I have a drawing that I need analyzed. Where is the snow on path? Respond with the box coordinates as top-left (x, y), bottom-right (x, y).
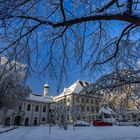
top-left (0, 126), bottom-right (15, 132)
top-left (0, 125), bottom-right (140, 140)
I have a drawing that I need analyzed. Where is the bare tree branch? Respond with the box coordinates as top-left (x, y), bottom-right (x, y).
top-left (60, 0), bottom-right (66, 21)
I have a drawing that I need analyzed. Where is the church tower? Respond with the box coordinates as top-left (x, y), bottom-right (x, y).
top-left (44, 83), bottom-right (49, 96)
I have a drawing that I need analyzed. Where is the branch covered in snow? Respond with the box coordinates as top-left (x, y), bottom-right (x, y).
top-left (0, 0), bottom-right (140, 81)
top-left (81, 69), bottom-right (140, 112)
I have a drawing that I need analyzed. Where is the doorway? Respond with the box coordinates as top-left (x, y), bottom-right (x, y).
top-left (14, 115), bottom-right (22, 126)
top-left (25, 118), bottom-right (29, 126)
top-left (5, 117), bottom-right (11, 126)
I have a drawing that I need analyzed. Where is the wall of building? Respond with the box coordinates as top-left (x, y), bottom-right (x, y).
top-left (21, 100), bottom-right (50, 126)
top-left (54, 93), bottom-right (102, 124)
top-left (0, 100), bottom-right (52, 126)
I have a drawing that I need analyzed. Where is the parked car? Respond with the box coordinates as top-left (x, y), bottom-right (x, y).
top-left (74, 120), bottom-right (90, 127)
top-left (93, 120), bottom-right (112, 126)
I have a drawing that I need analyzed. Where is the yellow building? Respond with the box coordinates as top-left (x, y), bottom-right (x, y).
top-left (53, 80), bottom-right (102, 123)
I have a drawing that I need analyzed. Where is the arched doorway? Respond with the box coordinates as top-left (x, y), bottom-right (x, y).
top-left (25, 118), bottom-right (29, 126)
top-left (5, 117), bottom-right (11, 126)
top-left (14, 115), bottom-right (22, 126)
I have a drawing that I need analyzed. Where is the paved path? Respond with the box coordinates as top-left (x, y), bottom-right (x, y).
top-left (0, 126), bottom-right (17, 134)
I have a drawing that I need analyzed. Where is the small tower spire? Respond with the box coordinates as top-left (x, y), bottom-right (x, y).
top-left (44, 83), bottom-right (49, 96)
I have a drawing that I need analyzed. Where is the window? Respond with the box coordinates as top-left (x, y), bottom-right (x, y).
top-left (81, 98), bottom-right (85, 103)
top-left (82, 116), bottom-right (86, 119)
top-left (67, 97), bottom-right (70, 102)
top-left (87, 106), bottom-right (90, 111)
top-left (43, 106), bottom-right (46, 112)
top-left (35, 105), bottom-right (39, 112)
top-left (133, 114), bottom-right (137, 119)
top-left (27, 104), bottom-right (31, 111)
top-left (86, 98), bottom-right (89, 103)
top-left (95, 100), bottom-right (98, 105)
top-left (91, 99), bottom-right (93, 104)
top-left (91, 107), bottom-right (94, 112)
top-left (18, 104), bottom-right (22, 111)
top-left (64, 99), bottom-right (66, 104)
top-left (96, 106), bottom-right (98, 112)
top-left (79, 80), bottom-right (84, 86)
top-left (34, 117), bottom-right (38, 125)
top-left (81, 106), bottom-right (85, 112)
top-left (42, 117), bottom-right (45, 121)
top-left (85, 82), bottom-right (89, 86)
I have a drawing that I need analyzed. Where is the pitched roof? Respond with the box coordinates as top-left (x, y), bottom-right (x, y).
top-left (55, 80), bottom-right (91, 97)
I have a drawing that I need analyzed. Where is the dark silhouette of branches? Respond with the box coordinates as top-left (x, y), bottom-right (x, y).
top-left (0, 0), bottom-right (140, 82)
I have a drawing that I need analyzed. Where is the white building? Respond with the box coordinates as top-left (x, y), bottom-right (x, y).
top-left (53, 80), bottom-right (102, 123)
top-left (0, 84), bottom-right (54, 126)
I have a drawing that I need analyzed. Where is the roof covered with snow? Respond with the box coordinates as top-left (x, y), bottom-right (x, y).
top-left (55, 80), bottom-right (91, 98)
top-left (26, 94), bottom-right (54, 103)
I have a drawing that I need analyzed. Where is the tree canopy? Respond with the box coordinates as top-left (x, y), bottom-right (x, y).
top-left (0, 0), bottom-right (140, 80)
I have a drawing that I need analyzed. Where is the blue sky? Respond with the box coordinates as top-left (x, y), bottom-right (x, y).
top-left (26, 53), bottom-right (111, 96)
top-left (26, 20), bottom-right (125, 96)
top-left (26, 66), bottom-right (99, 96)
top-left (25, 0), bottom-right (139, 96)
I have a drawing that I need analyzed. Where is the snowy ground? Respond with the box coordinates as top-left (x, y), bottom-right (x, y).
top-left (0, 125), bottom-right (140, 140)
top-left (0, 125), bottom-right (15, 132)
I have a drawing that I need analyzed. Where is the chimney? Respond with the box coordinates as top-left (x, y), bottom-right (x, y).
top-left (44, 83), bottom-right (49, 96)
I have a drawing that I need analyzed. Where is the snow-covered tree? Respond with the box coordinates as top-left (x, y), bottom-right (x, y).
top-left (54, 100), bottom-right (68, 129)
top-left (0, 56), bottom-right (31, 110)
top-left (81, 69), bottom-right (140, 113)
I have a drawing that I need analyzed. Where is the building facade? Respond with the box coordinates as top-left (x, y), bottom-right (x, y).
top-left (0, 84), bottom-right (54, 126)
top-left (53, 80), bottom-right (102, 124)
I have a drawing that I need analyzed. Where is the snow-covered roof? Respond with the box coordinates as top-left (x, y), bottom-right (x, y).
top-left (26, 94), bottom-right (54, 103)
top-left (99, 105), bottom-right (114, 115)
top-left (56, 80), bottom-right (91, 97)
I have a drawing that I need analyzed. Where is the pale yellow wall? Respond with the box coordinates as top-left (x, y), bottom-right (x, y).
top-left (54, 93), bottom-right (102, 122)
